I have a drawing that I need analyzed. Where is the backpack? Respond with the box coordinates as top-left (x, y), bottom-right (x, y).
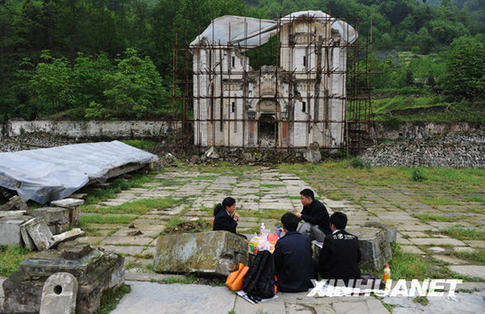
top-left (242, 251), bottom-right (277, 301)
top-left (226, 263), bottom-right (249, 291)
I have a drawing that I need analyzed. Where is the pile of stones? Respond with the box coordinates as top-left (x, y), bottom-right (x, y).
top-left (0, 196), bottom-right (84, 250)
top-left (361, 130), bottom-right (485, 168)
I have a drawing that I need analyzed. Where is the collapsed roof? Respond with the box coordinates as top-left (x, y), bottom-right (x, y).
top-left (190, 10), bottom-right (358, 50)
top-left (0, 141), bottom-right (158, 204)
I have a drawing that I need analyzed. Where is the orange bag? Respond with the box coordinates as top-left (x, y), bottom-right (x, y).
top-left (225, 263), bottom-right (249, 291)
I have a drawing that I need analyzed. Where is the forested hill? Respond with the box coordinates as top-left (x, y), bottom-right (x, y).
top-left (0, 0), bottom-right (483, 122)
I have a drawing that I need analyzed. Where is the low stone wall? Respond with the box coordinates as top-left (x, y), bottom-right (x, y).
top-left (370, 121), bottom-right (481, 141)
top-left (3, 119), bottom-right (181, 139)
top-left (362, 126), bottom-right (485, 168)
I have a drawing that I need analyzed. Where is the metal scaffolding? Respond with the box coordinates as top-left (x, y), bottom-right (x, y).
top-left (164, 13), bottom-right (372, 155)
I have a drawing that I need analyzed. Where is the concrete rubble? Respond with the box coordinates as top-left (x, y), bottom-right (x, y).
top-left (2, 242), bottom-right (125, 314)
top-left (0, 195), bottom-right (29, 212)
top-left (153, 231), bottom-right (248, 276)
top-left (20, 218), bottom-right (54, 250)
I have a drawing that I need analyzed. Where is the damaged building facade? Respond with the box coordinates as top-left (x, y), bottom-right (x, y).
top-left (190, 11), bottom-right (358, 149)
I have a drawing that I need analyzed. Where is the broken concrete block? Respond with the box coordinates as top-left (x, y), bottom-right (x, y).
top-left (29, 207), bottom-right (70, 234)
top-left (204, 147), bottom-right (219, 159)
top-left (40, 272), bottom-right (78, 314)
top-left (349, 226), bottom-right (392, 271)
top-left (0, 210), bottom-right (27, 218)
top-left (50, 198), bottom-right (84, 208)
top-left (69, 193), bottom-right (87, 200)
top-left (0, 195), bottom-right (29, 211)
top-left (50, 229), bottom-right (85, 248)
top-left (49, 199), bottom-right (82, 226)
top-left (2, 243), bottom-right (125, 314)
top-left (20, 218), bottom-right (53, 250)
top-left (153, 231), bottom-right (248, 276)
top-left (0, 216), bottom-right (32, 246)
top-left (20, 223), bottom-right (36, 251)
top-left (303, 142), bottom-right (322, 163)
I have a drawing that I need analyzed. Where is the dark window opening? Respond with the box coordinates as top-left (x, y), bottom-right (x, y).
top-left (302, 101), bottom-right (306, 113)
top-left (232, 56), bottom-right (235, 68)
top-left (303, 55), bottom-right (307, 67)
top-left (231, 102), bottom-right (235, 113)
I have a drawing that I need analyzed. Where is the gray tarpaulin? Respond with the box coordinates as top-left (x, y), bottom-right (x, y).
top-left (0, 141), bottom-right (158, 204)
top-left (190, 10), bottom-right (357, 49)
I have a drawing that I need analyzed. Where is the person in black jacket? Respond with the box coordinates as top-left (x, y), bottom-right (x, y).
top-left (273, 213), bottom-right (315, 292)
top-left (294, 189), bottom-right (331, 242)
top-left (213, 197), bottom-right (246, 239)
top-left (318, 212), bottom-right (361, 285)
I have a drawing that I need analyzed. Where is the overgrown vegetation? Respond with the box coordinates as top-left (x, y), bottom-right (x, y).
top-left (95, 285), bottom-right (131, 314)
top-left (83, 197), bottom-right (181, 215)
top-left (0, 245), bottom-right (34, 276)
top-left (440, 227), bottom-right (485, 241)
top-left (80, 169), bottom-right (156, 205)
top-left (80, 215), bottom-right (137, 225)
top-left (411, 168), bottom-right (427, 182)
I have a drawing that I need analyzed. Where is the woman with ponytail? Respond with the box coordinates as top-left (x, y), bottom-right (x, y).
top-left (213, 197), bottom-right (246, 239)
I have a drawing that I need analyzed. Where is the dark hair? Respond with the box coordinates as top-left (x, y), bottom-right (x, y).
top-left (213, 197), bottom-right (236, 216)
top-left (300, 188), bottom-right (314, 200)
top-left (330, 212), bottom-right (348, 230)
top-left (281, 212), bottom-right (299, 232)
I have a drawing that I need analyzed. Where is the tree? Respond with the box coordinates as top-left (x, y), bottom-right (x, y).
top-left (85, 48), bottom-right (169, 119)
top-left (29, 50), bottom-right (74, 115)
top-left (442, 36), bottom-right (485, 99)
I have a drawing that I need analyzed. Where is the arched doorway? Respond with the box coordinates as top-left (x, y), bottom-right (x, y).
top-left (257, 99), bottom-right (280, 147)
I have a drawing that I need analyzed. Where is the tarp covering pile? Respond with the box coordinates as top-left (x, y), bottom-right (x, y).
top-left (190, 10), bottom-right (358, 49)
top-left (0, 141), bottom-right (158, 204)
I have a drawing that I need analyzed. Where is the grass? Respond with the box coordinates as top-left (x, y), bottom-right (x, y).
top-left (80, 215), bottom-right (137, 225)
top-left (82, 197), bottom-right (181, 215)
top-left (260, 184), bottom-right (285, 188)
top-left (0, 245), bottom-right (34, 276)
top-left (449, 249), bottom-right (485, 265)
top-left (412, 214), bottom-right (456, 222)
top-left (371, 93), bottom-right (485, 124)
top-left (279, 161), bottom-right (485, 197)
top-left (193, 176), bottom-right (218, 180)
top-left (238, 209), bottom-right (288, 220)
top-left (413, 296), bottom-right (429, 306)
top-left (121, 139), bottom-right (159, 151)
top-left (81, 170), bottom-right (157, 205)
top-left (440, 227), bottom-right (485, 241)
top-left (375, 243), bottom-right (478, 281)
top-left (95, 285), bottom-right (131, 314)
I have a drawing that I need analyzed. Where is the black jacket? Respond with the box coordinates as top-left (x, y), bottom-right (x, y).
top-left (213, 209), bottom-right (237, 233)
top-left (318, 229), bottom-right (361, 284)
top-left (300, 199), bottom-right (331, 235)
top-left (273, 231), bottom-right (314, 292)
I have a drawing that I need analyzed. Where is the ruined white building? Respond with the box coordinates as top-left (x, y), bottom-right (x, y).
top-left (190, 11), bottom-right (357, 149)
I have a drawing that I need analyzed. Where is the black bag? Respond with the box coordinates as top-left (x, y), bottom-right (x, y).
top-left (243, 251), bottom-right (276, 301)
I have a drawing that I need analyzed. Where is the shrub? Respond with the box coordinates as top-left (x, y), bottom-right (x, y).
top-left (350, 157), bottom-right (371, 169)
top-left (411, 168), bottom-right (426, 182)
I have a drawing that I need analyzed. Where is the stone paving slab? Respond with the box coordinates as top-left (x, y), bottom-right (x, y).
top-left (100, 245), bottom-right (145, 256)
top-left (401, 245), bottom-right (426, 255)
top-left (449, 265), bottom-right (485, 280)
top-left (101, 236), bottom-right (154, 246)
top-left (410, 237), bottom-right (467, 246)
top-left (111, 282), bottom-right (235, 314)
top-left (383, 292), bottom-right (485, 314)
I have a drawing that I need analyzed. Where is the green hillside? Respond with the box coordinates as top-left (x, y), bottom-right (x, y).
top-left (0, 0), bottom-right (483, 122)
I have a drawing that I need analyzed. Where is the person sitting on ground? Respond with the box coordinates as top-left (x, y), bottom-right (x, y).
top-left (318, 212), bottom-right (361, 285)
top-left (213, 197), bottom-right (246, 239)
top-left (273, 212), bottom-right (315, 292)
top-left (294, 188), bottom-right (331, 242)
